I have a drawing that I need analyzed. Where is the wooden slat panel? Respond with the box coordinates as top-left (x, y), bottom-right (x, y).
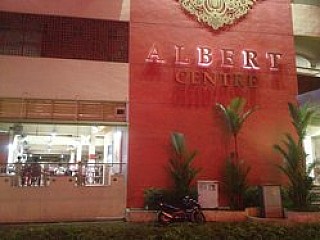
top-left (0, 98), bottom-right (127, 123)
top-left (103, 103), bottom-right (117, 120)
top-left (103, 103), bottom-right (126, 122)
top-left (26, 100), bottom-right (53, 119)
top-left (0, 99), bottom-right (24, 118)
top-left (52, 101), bottom-right (77, 120)
top-left (78, 102), bottom-right (104, 121)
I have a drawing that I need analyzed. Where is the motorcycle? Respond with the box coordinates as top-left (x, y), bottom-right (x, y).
top-left (157, 196), bottom-right (206, 224)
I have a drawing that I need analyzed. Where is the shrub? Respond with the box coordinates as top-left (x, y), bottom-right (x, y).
top-left (223, 156), bottom-right (250, 210)
top-left (143, 187), bottom-right (198, 209)
top-left (143, 132), bottom-right (200, 210)
top-left (244, 186), bottom-right (261, 208)
top-left (216, 97), bottom-right (257, 210)
top-left (273, 103), bottom-right (317, 210)
top-left (143, 187), bottom-right (166, 210)
top-left (0, 222), bottom-right (320, 240)
top-left (168, 132), bottom-right (200, 201)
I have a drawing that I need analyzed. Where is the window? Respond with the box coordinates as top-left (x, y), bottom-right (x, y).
top-left (0, 11), bottom-right (129, 62)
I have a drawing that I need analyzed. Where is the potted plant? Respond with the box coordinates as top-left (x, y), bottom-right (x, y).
top-left (168, 132), bottom-right (200, 202)
top-left (140, 132), bottom-right (200, 222)
top-left (273, 103), bottom-right (320, 221)
top-left (216, 97), bottom-right (257, 210)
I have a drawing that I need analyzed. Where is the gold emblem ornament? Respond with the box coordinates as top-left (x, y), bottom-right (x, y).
top-left (178, 0), bottom-right (260, 30)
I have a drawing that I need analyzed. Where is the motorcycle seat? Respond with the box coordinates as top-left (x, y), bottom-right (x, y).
top-left (161, 203), bottom-right (181, 211)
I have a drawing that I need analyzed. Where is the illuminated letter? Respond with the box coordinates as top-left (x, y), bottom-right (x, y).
top-left (197, 47), bottom-right (213, 67)
top-left (221, 49), bottom-right (235, 67)
top-left (242, 50), bottom-right (260, 69)
top-left (175, 70), bottom-right (187, 84)
top-left (145, 44), bottom-right (166, 63)
top-left (221, 73), bottom-right (231, 87)
top-left (266, 52), bottom-right (282, 71)
top-left (191, 71), bottom-right (202, 85)
top-left (175, 45), bottom-right (191, 65)
top-left (203, 72), bottom-right (216, 86)
top-left (233, 74), bottom-right (244, 87)
top-left (248, 75), bottom-right (258, 88)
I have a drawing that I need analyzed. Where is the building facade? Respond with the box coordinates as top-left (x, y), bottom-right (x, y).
top-left (128, 0), bottom-right (297, 207)
top-left (292, 0), bottom-right (320, 185)
top-left (0, 0), bottom-right (318, 222)
top-left (0, 0), bottom-right (130, 222)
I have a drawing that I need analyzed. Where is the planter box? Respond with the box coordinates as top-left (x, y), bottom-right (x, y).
top-left (286, 211), bottom-right (320, 223)
top-left (126, 209), bottom-right (157, 222)
top-left (126, 209), bottom-right (247, 222)
top-left (245, 207), bottom-right (260, 217)
top-left (203, 210), bottom-right (247, 222)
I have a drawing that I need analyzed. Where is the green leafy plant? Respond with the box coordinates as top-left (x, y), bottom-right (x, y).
top-left (143, 187), bottom-right (165, 210)
top-left (168, 132), bottom-right (200, 201)
top-left (223, 156), bottom-right (251, 210)
top-left (244, 186), bottom-right (261, 208)
top-left (273, 102), bottom-right (317, 210)
top-left (143, 132), bottom-right (200, 208)
top-left (288, 102), bottom-right (314, 147)
top-left (216, 97), bottom-right (257, 210)
top-left (216, 97), bottom-right (257, 159)
top-left (1, 222), bottom-right (320, 240)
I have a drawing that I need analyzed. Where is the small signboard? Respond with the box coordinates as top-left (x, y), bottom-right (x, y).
top-left (197, 181), bottom-right (219, 209)
top-left (262, 185), bottom-right (283, 218)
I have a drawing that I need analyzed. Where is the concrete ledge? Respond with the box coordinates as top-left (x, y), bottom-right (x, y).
top-left (248, 216), bottom-right (291, 226)
top-left (248, 212), bottom-right (320, 225)
top-left (286, 211), bottom-right (320, 223)
top-left (126, 209), bottom-right (157, 222)
top-left (126, 209), bottom-right (248, 222)
top-left (245, 207), bottom-right (260, 217)
top-left (203, 210), bottom-right (247, 222)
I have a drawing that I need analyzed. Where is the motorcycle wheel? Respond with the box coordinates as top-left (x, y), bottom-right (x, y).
top-left (191, 210), bottom-right (206, 224)
top-left (158, 212), bottom-right (171, 225)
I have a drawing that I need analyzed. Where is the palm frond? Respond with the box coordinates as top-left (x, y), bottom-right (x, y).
top-left (216, 97), bottom-right (257, 156)
top-left (288, 102), bottom-right (316, 141)
top-left (274, 102), bottom-right (317, 209)
top-left (229, 97), bottom-right (246, 114)
top-left (171, 132), bottom-right (186, 156)
top-left (168, 132), bottom-right (200, 197)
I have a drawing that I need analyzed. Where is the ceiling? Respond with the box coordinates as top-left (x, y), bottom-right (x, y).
top-left (292, 0), bottom-right (320, 6)
top-left (0, 123), bottom-right (117, 160)
top-left (0, 123), bottom-right (114, 136)
top-left (295, 36), bottom-right (320, 65)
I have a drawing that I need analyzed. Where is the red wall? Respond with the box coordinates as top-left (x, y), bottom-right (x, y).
top-left (128, 0), bottom-right (297, 207)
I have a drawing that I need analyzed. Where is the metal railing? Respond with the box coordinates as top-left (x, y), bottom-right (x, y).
top-left (0, 162), bottom-right (125, 187)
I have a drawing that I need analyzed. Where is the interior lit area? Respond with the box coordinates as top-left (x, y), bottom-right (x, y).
top-left (304, 125), bottom-right (320, 185)
top-left (0, 122), bottom-right (128, 184)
